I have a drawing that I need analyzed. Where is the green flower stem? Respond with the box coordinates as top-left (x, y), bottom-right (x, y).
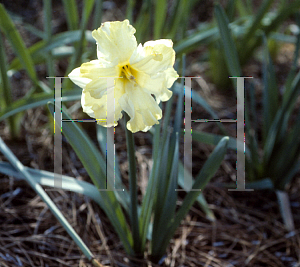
top-left (124, 112), bottom-right (141, 256)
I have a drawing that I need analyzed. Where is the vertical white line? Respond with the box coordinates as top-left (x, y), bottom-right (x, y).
top-left (184, 77), bottom-right (193, 190)
top-left (106, 78), bottom-right (115, 190)
top-left (236, 77), bottom-right (245, 190)
top-left (229, 77), bottom-right (253, 191)
top-left (54, 77), bottom-right (62, 188)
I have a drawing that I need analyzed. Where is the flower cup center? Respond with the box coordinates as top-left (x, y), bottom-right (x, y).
top-left (122, 65), bottom-right (135, 82)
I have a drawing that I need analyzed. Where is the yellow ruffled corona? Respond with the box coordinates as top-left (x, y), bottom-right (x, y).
top-left (69, 20), bottom-right (178, 133)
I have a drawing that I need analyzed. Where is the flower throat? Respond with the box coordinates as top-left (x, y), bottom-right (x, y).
top-left (122, 65), bottom-right (135, 82)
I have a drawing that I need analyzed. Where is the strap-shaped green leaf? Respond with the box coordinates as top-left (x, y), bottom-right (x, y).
top-left (178, 162), bottom-right (216, 221)
top-left (0, 162), bottom-right (105, 207)
top-left (62, 0), bottom-right (79, 31)
top-left (0, 137), bottom-right (94, 261)
top-left (151, 133), bottom-right (179, 253)
top-left (0, 89), bottom-right (81, 122)
top-left (0, 4), bottom-right (38, 84)
top-left (174, 26), bottom-right (219, 55)
top-left (191, 129), bottom-right (246, 153)
top-left (240, 0), bottom-right (274, 49)
top-left (241, 1), bottom-right (300, 64)
top-left (0, 31), bottom-right (19, 137)
top-left (9, 30), bottom-right (93, 72)
top-left (47, 102), bottom-right (134, 255)
top-left (263, 71), bottom-right (300, 165)
top-left (215, 4), bottom-right (242, 77)
top-left (151, 136), bottom-right (229, 259)
top-left (262, 35), bottom-right (279, 142)
top-left (63, 0), bottom-right (95, 90)
top-left (154, 0), bottom-right (167, 39)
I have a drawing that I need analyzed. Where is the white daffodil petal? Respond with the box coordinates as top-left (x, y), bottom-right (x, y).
top-left (81, 91), bottom-right (96, 118)
top-left (119, 84), bottom-right (162, 133)
top-left (69, 67), bottom-right (92, 89)
top-left (134, 68), bottom-right (177, 102)
top-left (75, 59), bottom-right (119, 99)
top-left (154, 68), bottom-right (178, 102)
top-left (85, 79), bottom-right (110, 99)
top-left (80, 60), bottom-right (118, 80)
top-left (81, 87), bottom-right (123, 127)
top-left (130, 41), bottom-right (175, 75)
top-left (164, 68), bottom-right (179, 88)
top-left (92, 20), bottom-right (137, 65)
top-left (144, 39), bottom-right (173, 48)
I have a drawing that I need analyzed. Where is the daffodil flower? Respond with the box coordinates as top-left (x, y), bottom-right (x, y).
top-left (69, 19), bottom-right (178, 133)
